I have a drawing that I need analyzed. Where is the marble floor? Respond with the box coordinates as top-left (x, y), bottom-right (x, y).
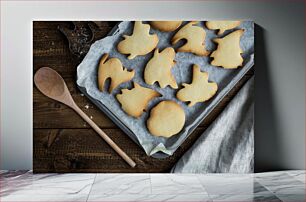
top-left (0, 170), bottom-right (305, 202)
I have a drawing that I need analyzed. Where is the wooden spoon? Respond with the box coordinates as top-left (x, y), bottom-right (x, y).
top-left (34, 67), bottom-right (136, 168)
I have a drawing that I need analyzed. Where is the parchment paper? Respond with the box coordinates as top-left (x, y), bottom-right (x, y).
top-left (76, 21), bottom-right (254, 157)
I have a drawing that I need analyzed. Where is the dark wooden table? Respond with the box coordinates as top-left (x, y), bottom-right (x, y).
top-left (33, 21), bottom-right (254, 173)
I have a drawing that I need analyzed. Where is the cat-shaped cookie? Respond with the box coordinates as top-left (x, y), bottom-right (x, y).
top-left (116, 82), bottom-right (160, 118)
top-left (98, 54), bottom-right (134, 93)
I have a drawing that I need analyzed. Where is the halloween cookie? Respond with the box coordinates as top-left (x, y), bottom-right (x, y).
top-left (117, 21), bottom-right (159, 60)
top-left (177, 64), bottom-right (218, 107)
top-left (150, 21), bottom-right (182, 32)
top-left (144, 47), bottom-right (177, 89)
top-left (98, 54), bottom-right (134, 93)
top-left (147, 100), bottom-right (185, 138)
top-left (210, 29), bottom-right (244, 69)
top-left (206, 21), bottom-right (241, 35)
top-left (116, 82), bottom-right (160, 118)
top-left (171, 21), bottom-right (209, 56)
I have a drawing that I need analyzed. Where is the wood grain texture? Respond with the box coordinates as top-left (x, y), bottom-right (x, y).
top-left (33, 21), bottom-right (254, 172)
top-left (34, 66), bottom-right (136, 167)
top-left (34, 128), bottom-right (208, 173)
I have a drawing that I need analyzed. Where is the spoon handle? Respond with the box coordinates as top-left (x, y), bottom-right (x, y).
top-left (72, 104), bottom-right (136, 168)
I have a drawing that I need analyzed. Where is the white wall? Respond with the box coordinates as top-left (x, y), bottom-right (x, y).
top-left (1, 0), bottom-right (305, 170)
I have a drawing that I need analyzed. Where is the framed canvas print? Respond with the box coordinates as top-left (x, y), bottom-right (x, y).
top-left (33, 21), bottom-right (254, 173)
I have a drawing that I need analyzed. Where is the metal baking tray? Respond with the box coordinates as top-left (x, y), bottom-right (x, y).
top-left (76, 21), bottom-right (254, 158)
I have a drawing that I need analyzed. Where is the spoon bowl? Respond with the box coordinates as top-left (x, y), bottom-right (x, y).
top-left (34, 67), bottom-right (74, 106)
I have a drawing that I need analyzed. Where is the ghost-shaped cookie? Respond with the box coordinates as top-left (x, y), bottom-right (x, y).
top-left (98, 54), bottom-right (135, 93)
top-left (206, 21), bottom-right (241, 35)
top-left (210, 29), bottom-right (244, 69)
top-left (177, 64), bottom-right (218, 107)
top-left (144, 47), bottom-right (178, 89)
top-left (171, 21), bottom-right (209, 56)
top-left (116, 82), bottom-right (161, 118)
top-left (117, 21), bottom-right (159, 60)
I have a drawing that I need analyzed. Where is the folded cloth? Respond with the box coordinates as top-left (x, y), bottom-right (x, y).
top-left (171, 76), bottom-right (254, 173)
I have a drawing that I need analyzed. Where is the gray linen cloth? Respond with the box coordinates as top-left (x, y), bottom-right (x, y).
top-left (171, 76), bottom-right (254, 173)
